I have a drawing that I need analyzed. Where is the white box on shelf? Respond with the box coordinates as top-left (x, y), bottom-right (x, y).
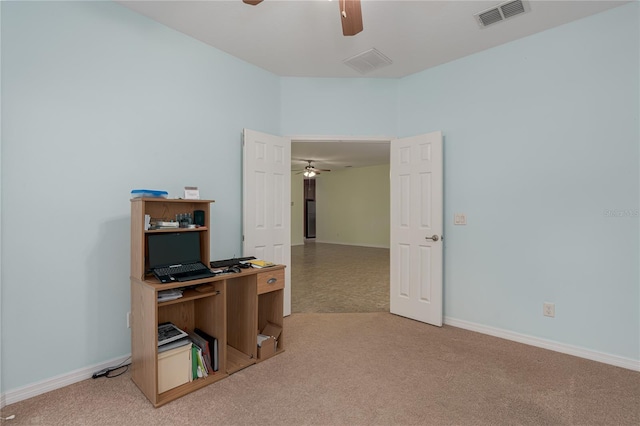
top-left (184, 186), bottom-right (200, 200)
top-left (158, 344), bottom-right (192, 393)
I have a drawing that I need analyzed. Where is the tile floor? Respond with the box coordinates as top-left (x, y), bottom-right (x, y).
top-left (291, 241), bottom-right (390, 313)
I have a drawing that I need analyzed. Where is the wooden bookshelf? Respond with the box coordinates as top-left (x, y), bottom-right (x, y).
top-left (130, 198), bottom-right (285, 407)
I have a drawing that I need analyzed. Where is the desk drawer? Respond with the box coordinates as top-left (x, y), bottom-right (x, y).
top-left (257, 269), bottom-right (284, 294)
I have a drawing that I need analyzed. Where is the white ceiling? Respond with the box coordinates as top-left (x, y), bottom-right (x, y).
top-left (119, 0), bottom-right (626, 78)
top-left (117, 0), bottom-right (627, 171)
top-left (292, 139), bottom-right (391, 172)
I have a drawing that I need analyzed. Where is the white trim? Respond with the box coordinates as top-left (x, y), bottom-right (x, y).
top-left (314, 240), bottom-right (390, 249)
top-left (1, 354), bottom-right (130, 406)
top-left (288, 134), bottom-right (394, 144)
top-left (3, 320), bottom-right (638, 407)
top-left (444, 316), bottom-right (640, 372)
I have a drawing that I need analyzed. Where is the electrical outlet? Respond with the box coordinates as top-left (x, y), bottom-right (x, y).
top-left (454, 213), bottom-right (467, 225)
top-left (543, 302), bottom-right (555, 318)
top-left (127, 312), bottom-right (131, 328)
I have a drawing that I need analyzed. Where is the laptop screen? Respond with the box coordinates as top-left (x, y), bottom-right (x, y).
top-left (147, 232), bottom-right (201, 269)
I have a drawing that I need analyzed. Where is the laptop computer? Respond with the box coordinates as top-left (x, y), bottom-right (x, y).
top-left (147, 232), bottom-right (216, 283)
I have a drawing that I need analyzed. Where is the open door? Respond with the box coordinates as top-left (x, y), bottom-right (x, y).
top-left (390, 131), bottom-right (443, 326)
top-left (243, 129), bottom-right (292, 316)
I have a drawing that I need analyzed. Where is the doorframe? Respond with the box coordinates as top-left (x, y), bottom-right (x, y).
top-left (288, 134), bottom-right (394, 312)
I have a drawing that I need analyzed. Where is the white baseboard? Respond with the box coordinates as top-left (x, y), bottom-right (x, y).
top-left (1, 354), bottom-right (130, 407)
top-left (444, 316), bottom-right (640, 372)
top-left (3, 319), bottom-right (638, 407)
top-left (313, 240), bottom-right (390, 249)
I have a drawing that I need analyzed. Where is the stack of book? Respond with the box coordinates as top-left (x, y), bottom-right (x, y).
top-left (157, 322), bottom-right (190, 353)
top-left (156, 323), bottom-right (219, 380)
top-left (158, 289), bottom-right (183, 302)
top-left (149, 218), bottom-right (179, 230)
top-left (187, 329), bottom-right (219, 379)
top-left (241, 259), bottom-right (275, 268)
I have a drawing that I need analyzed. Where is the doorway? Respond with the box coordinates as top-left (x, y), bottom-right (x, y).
top-left (291, 136), bottom-right (392, 313)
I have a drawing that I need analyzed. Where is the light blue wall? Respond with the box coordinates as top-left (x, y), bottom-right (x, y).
top-left (398, 3), bottom-right (639, 360)
top-left (1, 1), bottom-right (280, 391)
top-left (1, 0), bottom-right (638, 398)
top-left (280, 77), bottom-right (397, 137)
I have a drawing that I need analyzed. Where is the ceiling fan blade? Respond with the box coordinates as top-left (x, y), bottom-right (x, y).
top-left (339, 0), bottom-right (363, 36)
top-left (243, 0), bottom-right (263, 5)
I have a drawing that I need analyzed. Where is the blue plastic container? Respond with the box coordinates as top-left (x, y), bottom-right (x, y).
top-left (131, 189), bottom-right (168, 199)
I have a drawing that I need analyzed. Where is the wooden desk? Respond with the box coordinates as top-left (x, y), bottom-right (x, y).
top-left (130, 198), bottom-right (284, 407)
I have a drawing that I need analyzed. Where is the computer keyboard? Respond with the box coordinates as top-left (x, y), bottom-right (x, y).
top-left (210, 256), bottom-right (256, 269)
top-left (175, 272), bottom-right (215, 282)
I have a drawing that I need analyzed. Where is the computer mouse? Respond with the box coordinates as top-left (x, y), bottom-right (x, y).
top-left (228, 266), bottom-right (241, 273)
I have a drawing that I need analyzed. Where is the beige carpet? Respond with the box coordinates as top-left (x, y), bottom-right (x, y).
top-left (292, 242), bottom-right (389, 313)
top-left (3, 312), bottom-right (639, 425)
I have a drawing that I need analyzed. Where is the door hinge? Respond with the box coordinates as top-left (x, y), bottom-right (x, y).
top-left (242, 235), bottom-right (245, 242)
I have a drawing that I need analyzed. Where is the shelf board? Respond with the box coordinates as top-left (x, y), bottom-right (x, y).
top-left (226, 345), bottom-right (255, 374)
top-left (133, 198), bottom-right (215, 203)
top-left (145, 227), bottom-right (208, 234)
top-left (155, 372), bottom-right (227, 407)
top-left (158, 287), bottom-right (221, 307)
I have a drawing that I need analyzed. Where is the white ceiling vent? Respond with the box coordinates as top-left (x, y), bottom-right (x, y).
top-left (343, 48), bottom-right (392, 75)
top-left (474, 0), bottom-right (530, 28)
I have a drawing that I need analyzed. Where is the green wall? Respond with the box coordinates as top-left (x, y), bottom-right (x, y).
top-left (315, 164), bottom-right (390, 248)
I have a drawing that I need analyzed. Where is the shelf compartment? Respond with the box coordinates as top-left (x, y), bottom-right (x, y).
top-left (158, 286), bottom-right (222, 308)
top-left (226, 275), bottom-right (257, 361)
top-left (156, 372), bottom-right (228, 408)
top-left (226, 345), bottom-right (255, 374)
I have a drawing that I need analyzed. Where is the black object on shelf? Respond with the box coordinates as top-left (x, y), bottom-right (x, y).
top-left (210, 256), bottom-right (256, 269)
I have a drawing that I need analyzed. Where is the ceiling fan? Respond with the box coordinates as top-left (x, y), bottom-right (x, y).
top-left (294, 160), bottom-right (331, 177)
top-left (242, 0), bottom-right (363, 36)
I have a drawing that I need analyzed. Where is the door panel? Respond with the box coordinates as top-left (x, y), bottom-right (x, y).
top-left (243, 129), bottom-right (291, 316)
top-left (390, 131), bottom-right (443, 326)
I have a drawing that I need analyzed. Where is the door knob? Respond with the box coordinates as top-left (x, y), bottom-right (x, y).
top-left (425, 234), bottom-right (439, 241)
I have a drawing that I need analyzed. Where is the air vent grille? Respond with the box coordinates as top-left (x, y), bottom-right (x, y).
top-left (478, 9), bottom-right (503, 27)
top-left (343, 48), bottom-right (392, 75)
top-left (501, 0), bottom-right (526, 18)
top-left (474, 0), bottom-right (530, 28)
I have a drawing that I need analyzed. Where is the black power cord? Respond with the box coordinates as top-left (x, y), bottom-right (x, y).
top-left (92, 358), bottom-right (131, 379)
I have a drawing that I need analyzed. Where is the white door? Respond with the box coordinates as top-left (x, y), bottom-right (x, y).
top-left (243, 129), bottom-right (292, 316)
top-left (390, 131), bottom-right (443, 326)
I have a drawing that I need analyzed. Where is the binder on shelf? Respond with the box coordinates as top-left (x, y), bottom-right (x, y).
top-left (191, 345), bottom-right (198, 380)
top-left (194, 328), bottom-right (219, 372)
top-left (187, 331), bottom-right (212, 373)
top-left (195, 347), bottom-right (208, 378)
